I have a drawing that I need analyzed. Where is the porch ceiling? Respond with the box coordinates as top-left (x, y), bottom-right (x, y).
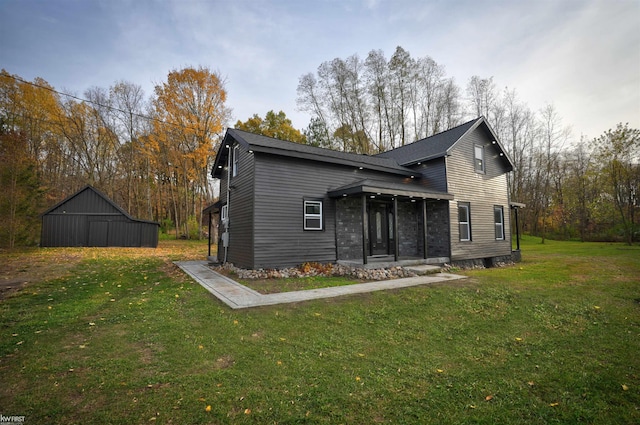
top-left (327, 179), bottom-right (453, 200)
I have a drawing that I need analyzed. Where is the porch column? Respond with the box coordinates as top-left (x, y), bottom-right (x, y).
top-left (393, 197), bottom-right (399, 262)
top-left (422, 199), bottom-right (428, 259)
top-left (361, 194), bottom-right (368, 265)
top-left (514, 206), bottom-right (521, 251)
top-left (208, 211), bottom-right (212, 257)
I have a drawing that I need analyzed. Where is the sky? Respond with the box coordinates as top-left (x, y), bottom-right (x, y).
top-left (1, 0), bottom-right (639, 142)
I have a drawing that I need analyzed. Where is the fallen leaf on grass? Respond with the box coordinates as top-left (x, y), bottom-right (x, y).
top-left (622, 384), bottom-right (629, 391)
top-left (244, 408), bottom-right (251, 415)
top-left (550, 402), bottom-right (559, 407)
top-left (485, 395), bottom-right (493, 401)
top-left (205, 405), bottom-right (211, 412)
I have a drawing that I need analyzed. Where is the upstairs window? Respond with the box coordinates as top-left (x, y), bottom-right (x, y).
top-left (458, 202), bottom-right (471, 241)
top-left (232, 145), bottom-right (239, 177)
top-left (494, 206), bottom-right (504, 240)
top-left (474, 145), bottom-right (485, 173)
top-left (304, 200), bottom-right (323, 230)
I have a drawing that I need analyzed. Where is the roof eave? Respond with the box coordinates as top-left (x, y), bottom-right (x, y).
top-left (328, 184), bottom-right (453, 200)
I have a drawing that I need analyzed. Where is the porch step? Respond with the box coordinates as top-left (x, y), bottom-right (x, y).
top-left (404, 264), bottom-right (442, 275)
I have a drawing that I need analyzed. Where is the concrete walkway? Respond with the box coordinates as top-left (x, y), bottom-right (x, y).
top-left (175, 261), bottom-right (467, 309)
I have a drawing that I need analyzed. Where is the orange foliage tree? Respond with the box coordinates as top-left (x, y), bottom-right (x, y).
top-left (149, 66), bottom-right (231, 238)
top-left (235, 110), bottom-right (306, 143)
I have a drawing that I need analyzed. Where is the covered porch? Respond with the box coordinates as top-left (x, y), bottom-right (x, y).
top-left (328, 179), bottom-right (453, 266)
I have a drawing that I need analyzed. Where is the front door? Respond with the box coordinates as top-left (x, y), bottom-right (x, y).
top-left (369, 201), bottom-right (394, 256)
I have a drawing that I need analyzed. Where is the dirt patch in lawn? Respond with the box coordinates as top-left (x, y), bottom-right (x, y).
top-left (0, 250), bottom-right (84, 300)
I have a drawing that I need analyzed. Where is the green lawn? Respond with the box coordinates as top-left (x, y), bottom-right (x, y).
top-left (0, 236), bottom-right (638, 424)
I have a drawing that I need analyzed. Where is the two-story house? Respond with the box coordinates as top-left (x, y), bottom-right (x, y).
top-left (208, 116), bottom-right (521, 269)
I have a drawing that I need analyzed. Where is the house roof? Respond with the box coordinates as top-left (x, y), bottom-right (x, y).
top-left (376, 116), bottom-right (514, 171)
top-left (41, 185), bottom-right (159, 225)
top-left (327, 179), bottom-right (453, 200)
top-left (211, 128), bottom-right (416, 178)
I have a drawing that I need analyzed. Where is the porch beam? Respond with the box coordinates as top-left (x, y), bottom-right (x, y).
top-left (422, 199), bottom-right (428, 259)
top-left (393, 197), bottom-right (399, 262)
top-left (361, 194), bottom-right (368, 265)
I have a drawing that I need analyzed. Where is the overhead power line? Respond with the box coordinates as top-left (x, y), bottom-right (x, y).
top-left (1, 73), bottom-right (211, 133)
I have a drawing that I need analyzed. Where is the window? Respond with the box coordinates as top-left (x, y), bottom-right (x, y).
top-left (304, 200), bottom-right (323, 230)
top-left (474, 145), bottom-right (485, 173)
top-left (232, 145), bottom-right (239, 177)
top-left (458, 202), bottom-right (471, 241)
top-left (494, 206), bottom-right (504, 240)
top-left (221, 204), bottom-right (228, 222)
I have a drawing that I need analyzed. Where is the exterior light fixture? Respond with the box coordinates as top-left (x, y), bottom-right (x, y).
top-left (499, 153), bottom-right (504, 156)
top-left (410, 175), bottom-right (415, 179)
top-left (342, 193), bottom-right (347, 197)
top-left (248, 150), bottom-right (254, 154)
top-left (358, 167), bottom-right (363, 170)
top-left (218, 165), bottom-right (223, 169)
top-left (492, 140), bottom-right (497, 144)
top-left (370, 195), bottom-right (375, 198)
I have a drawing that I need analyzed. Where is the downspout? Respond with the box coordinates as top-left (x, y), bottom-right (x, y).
top-left (223, 143), bottom-right (231, 264)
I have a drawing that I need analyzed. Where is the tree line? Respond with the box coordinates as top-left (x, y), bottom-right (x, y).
top-left (1, 46), bottom-right (638, 248)
top-left (296, 46), bottom-right (639, 244)
top-left (1, 66), bottom-right (230, 247)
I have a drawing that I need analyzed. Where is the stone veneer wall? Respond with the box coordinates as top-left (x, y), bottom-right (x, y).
top-left (335, 197), bottom-right (364, 260)
top-left (336, 197), bottom-right (452, 261)
top-left (426, 200), bottom-right (450, 258)
top-left (397, 201), bottom-right (420, 257)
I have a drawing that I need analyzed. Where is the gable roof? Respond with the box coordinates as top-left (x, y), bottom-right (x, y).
top-left (376, 116), bottom-right (514, 171)
top-left (42, 185), bottom-right (159, 225)
top-left (212, 128), bottom-right (416, 178)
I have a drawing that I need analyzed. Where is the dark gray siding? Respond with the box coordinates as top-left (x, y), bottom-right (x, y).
top-left (446, 126), bottom-right (512, 261)
top-left (252, 153), bottom-right (406, 269)
top-left (412, 157), bottom-right (448, 192)
top-left (41, 214), bottom-right (88, 247)
top-left (218, 143), bottom-right (255, 268)
top-left (41, 186), bottom-right (159, 247)
top-left (48, 188), bottom-right (121, 215)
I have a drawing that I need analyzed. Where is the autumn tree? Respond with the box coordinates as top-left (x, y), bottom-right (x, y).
top-left (150, 66), bottom-right (231, 238)
top-left (110, 81), bottom-right (152, 219)
top-left (235, 110), bottom-right (306, 143)
top-left (0, 130), bottom-right (42, 247)
top-left (591, 123), bottom-right (640, 244)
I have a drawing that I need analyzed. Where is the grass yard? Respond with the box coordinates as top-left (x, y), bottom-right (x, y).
top-left (0, 236), bottom-right (638, 424)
